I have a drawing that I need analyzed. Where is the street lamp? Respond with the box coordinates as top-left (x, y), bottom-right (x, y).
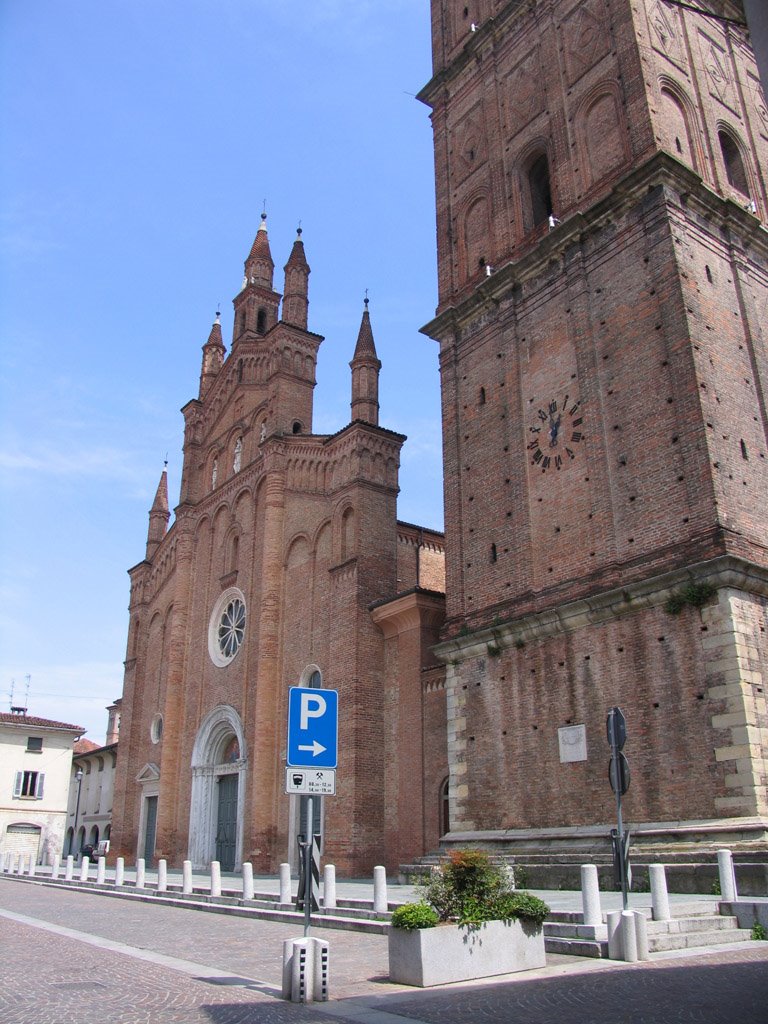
top-left (73, 768), bottom-right (84, 857)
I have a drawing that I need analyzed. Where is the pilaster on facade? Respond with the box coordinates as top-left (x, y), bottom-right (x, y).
top-left (444, 661), bottom-right (472, 833)
top-left (703, 587), bottom-right (768, 818)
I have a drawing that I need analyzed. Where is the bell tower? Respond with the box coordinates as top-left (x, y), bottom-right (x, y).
top-left (421, 1), bottom-right (768, 857)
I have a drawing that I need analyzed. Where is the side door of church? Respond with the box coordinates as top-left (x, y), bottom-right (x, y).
top-left (215, 774), bottom-right (238, 871)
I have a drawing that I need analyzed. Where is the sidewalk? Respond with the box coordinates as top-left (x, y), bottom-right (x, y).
top-left (1, 876), bottom-right (766, 1024)
top-left (25, 861), bottom-right (726, 914)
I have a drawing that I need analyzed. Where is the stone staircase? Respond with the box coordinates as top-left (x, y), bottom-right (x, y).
top-left (544, 900), bottom-right (754, 958)
top-left (400, 847), bottom-right (768, 895)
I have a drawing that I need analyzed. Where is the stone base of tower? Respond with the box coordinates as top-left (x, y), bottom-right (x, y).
top-left (434, 555), bottom-right (768, 881)
top-left (424, 817), bottom-right (768, 896)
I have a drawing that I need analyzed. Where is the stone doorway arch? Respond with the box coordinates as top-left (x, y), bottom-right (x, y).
top-left (189, 705), bottom-right (247, 870)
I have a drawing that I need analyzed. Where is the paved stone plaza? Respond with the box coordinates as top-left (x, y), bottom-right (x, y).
top-left (1, 877), bottom-right (767, 1023)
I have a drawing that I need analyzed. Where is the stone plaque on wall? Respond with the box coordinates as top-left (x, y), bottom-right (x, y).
top-left (558, 724), bottom-right (587, 763)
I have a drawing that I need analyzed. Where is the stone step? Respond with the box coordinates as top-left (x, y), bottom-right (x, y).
top-left (646, 915), bottom-right (739, 935)
top-left (647, 927), bottom-right (751, 953)
top-left (545, 936), bottom-right (607, 958)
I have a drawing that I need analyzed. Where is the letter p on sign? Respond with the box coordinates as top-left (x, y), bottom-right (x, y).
top-left (300, 693), bottom-right (327, 730)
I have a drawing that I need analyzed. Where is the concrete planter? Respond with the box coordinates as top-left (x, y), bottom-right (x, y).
top-left (388, 917), bottom-right (546, 987)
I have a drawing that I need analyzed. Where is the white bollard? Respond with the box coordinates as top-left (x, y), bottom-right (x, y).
top-left (607, 910), bottom-right (623, 960)
top-left (182, 859), bottom-right (193, 895)
top-left (210, 860), bottom-right (221, 898)
top-left (115, 857), bottom-right (125, 886)
top-left (580, 864), bottom-right (602, 929)
top-left (633, 910), bottom-right (650, 961)
top-left (135, 858), bottom-right (145, 889)
top-left (242, 862), bottom-right (254, 901)
top-left (373, 865), bottom-right (388, 914)
top-left (311, 937), bottom-right (330, 1001)
top-left (291, 938), bottom-right (314, 1003)
top-left (650, 864), bottom-right (671, 921)
top-left (51, 855), bottom-right (61, 879)
top-left (157, 859), bottom-right (167, 892)
top-left (79, 856), bottom-right (90, 882)
top-left (282, 938), bottom-right (295, 1000)
top-left (0, 852), bottom-right (6, 873)
top-left (620, 909), bottom-right (638, 962)
top-left (323, 864), bottom-right (337, 910)
top-left (717, 849), bottom-right (737, 903)
top-left (96, 857), bottom-right (106, 884)
top-left (65, 855), bottom-right (74, 881)
top-left (28, 855), bottom-right (37, 876)
top-left (279, 862), bottom-right (292, 905)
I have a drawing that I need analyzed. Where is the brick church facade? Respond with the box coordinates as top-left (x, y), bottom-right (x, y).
top-left (110, 221), bottom-right (447, 875)
top-left (113, 0), bottom-right (768, 875)
top-left (421, 0), bottom-right (768, 855)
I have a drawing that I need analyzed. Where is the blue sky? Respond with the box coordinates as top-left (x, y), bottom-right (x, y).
top-left (0, 1), bottom-right (442, 742)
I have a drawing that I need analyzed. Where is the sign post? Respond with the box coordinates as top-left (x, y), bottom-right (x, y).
top-left (607, 706), bottom-right (630, 910)
top-left (287, 687), bottom-right (338, 936)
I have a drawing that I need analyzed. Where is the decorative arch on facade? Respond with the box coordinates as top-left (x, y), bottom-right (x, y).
top-left (575, 82), bottom-right (628, 192)
top-left (286, 533), bottom-right (312, 568)
top-left (188, 705), bottom-right (248, 870)
top-left (460, 191), bottom-right (492, 283)
top-left (657, 77), bottom-right (702, 173)
top-left (314, 520), bottom-right (332, 563)
top-left (336, 503), bottom-right (356, 562)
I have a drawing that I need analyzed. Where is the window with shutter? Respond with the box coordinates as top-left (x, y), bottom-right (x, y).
top-left (13, 771), bottom-right (22, 798)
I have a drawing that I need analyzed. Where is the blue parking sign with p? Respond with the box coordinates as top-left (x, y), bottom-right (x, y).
top-left (287, 687), bottom-right (338, 769)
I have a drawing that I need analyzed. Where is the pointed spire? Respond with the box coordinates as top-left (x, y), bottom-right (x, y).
top-left (146, 465), bottom-right (170, 559)
top-left (282, 226), bottom-right (310, 329)
top-left (353, 295), bottom-right (379, 359)
top-left (244, 211), bottom-right (275, 290)
top-left (199, 311), bottom-right (226, 398)
top-left (350, 295), bottom-right (381, 425)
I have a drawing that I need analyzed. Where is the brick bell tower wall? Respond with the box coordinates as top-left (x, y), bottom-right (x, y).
top-left (421, 0), bottom-right (768, 851)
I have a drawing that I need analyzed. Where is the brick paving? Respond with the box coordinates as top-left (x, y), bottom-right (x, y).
top-left (1, 877), bottom-right (767, 1024)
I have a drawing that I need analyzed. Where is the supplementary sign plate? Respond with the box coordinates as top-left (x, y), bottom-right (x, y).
top-left (285, 768), bottom-right (336, 796)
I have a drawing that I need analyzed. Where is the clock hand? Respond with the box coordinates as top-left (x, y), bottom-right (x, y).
top-left (549, 413), bottom-right (561, 447)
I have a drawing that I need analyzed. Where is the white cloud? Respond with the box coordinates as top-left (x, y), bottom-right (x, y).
top-left (0, 443), bottom-right (145, 483)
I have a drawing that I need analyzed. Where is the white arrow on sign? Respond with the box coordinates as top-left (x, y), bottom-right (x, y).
top-left (298, 740), bottom-right (327, 757)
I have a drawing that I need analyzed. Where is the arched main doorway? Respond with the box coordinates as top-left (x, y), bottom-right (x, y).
top-left (189, 705), bottom-right (247, 871)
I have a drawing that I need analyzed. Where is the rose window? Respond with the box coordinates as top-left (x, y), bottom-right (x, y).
top-left (208, 588), bottom-right (247, 667)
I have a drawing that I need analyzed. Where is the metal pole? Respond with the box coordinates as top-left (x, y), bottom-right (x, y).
top-left (303, 796), bottom-right (313, 937)
top-left (609, 716), bottom-right (628, 911)
top-left (73, 769), bottom-right (83, 858)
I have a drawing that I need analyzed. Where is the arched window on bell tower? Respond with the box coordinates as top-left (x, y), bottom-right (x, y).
top-left (256, 308), bottom-right (267, 335)
top-left (718, 129), bottom-right (750, 197)
top-left (527, 152), bottom-right (553, 228)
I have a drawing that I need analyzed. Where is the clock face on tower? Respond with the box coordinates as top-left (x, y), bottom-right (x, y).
top-left (527, 393), bottom-right (583, 472)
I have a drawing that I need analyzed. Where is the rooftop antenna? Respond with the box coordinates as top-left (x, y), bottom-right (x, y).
top-left (9, 675), bottom-right (29, 715)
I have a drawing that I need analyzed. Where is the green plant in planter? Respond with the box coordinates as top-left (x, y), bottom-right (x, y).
top-left (391, 849), bottom-right (549, 929)
top-left (390, 902), bottom-right (439, 930)
top-left (752, 922), bottom-right (767, 941)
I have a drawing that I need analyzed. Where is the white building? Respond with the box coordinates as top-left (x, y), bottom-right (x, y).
top-left (0, 710), bottom-right (84, 865)
top-left (65, 700), bottom-right (120, 858)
